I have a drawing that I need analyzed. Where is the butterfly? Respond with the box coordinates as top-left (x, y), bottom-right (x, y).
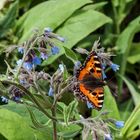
top-left (74, 51), bottom-right (106, 110)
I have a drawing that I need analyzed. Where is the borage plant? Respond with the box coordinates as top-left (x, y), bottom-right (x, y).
top-left (0, 28), bottom-right (123, 140)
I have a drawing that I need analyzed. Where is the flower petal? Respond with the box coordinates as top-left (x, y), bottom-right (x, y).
top-left (59, 64), bottom-right (64, 72)
top-left (110, 63), bottom-right (120, 72)
top-left (56, 36), bottom-right (65, 42)
top-left (115, 121), bottom-right (124, 128)
top-left (16, 59), bottom-right (23, 66)
top-left (1, 96), bottom-right (8, 103)
top-left (48, 86), bottom-right (54, 96)
top-left (74, 61), bottom-right (81, 70)
top-left (51, 46), bottom-right (60, 55)
top-left (44, 27), bottom-right (52, 33)
top-left (87, 101), bottom-right (94, 109)
top-left (104, 133), bottom-right (112, 140)
top-left (32, 56), bottom-right (41, 65)
top-left (18, 47), bottom-right (24, 54)
top-left (102, 70), bottom-right (107, 79)
top-left (23, 62), bottom-right (33, 70)
top-left (40, 52), bottom-right (48, 60)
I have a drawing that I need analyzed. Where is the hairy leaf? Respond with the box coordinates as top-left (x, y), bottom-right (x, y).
top-left (16, 0), bottom-right (91, 42)
top-left (0, 109), bottom-right (35, 140)
top-left (43, 9), bottom-right (112, 65)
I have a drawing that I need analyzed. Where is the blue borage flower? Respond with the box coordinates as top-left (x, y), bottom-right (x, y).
top-left (1, 96), bottom-right (8, 103)
top-left (19, 79), bottom-right (27, 85)
top-left (17, 27), bottom-right (65, 71)
top-left (104, 133), bottom-right (112, 140)
top-left (13, 96), bottom-right (21, 102)
top-left (44, 27), bottom-right (65, 42)
top-left (115, 121), bottom-right (124, 128)
top-left (17, 56), bottom-right (41, 71)
top-left (18, 47), bottom-right (24, 54)
top-left (110, 63), bottom-right (120, 72)
top-left (87, 101), bottom-right (94, 109)
top-left (16, 59), bottom-right (22, 66)
top-left (32, 56), bottom-right (41, 66)
top-left (74, 61), bottom-right (81, 69)
top-left (74, 61), bottom-right (82, 76)
top-left (40, 52), bottom-right (48, 60)
top-left (51, 46), bottom-right (60, 55)
top-left (23, 62), bottom-right (33, 71)
top-left (59, 64), bottom-right (64, 72)
top-left (56, 36), bottom-right (65, 42)
top-left (102, 70), bottom-right (107, 79)
top-left (44, 27), bottom-right (53, 33)
top-left (10, 86), bottom-right (24, 102)
top-left (48, 86), bottom-right (54, 96)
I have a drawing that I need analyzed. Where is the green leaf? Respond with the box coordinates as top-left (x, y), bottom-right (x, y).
top-left (65, 100), bottom-right (78, 125)
top-left (34, 128), bottom-right (53, 140)
top-left (63, 46), bottom-right (78, 63)
top-left (0, 108), bottom-right (35, 140)
top-left (27, 107), bottom-right (46, 128)
top-left (127, 129), bottom-right (140, 140)
top-left (119, 75), bottom-right (140, 106)
top-left (119, 99), bottom-right (133, 121)
top-left (57, 124), bottom-right (81, 138)
top-left (82, 1), bottom-right (108, 11)
top-left (43, 9), bottom-right (112, 65)
top-left (2, 102), bottom-right (48, 125)
top-left (121, 104), bottom-right (140, 138)
top-left (0, 133), bottom-right (7, 140)
top-left (127, 43), bottom-right (140, 64)
top-left (0, 1), bottom-right (18, 38)
top-left (1, 103), bottom-right (52, 140)
top-left (115, 16), bottom-right (140, 95)
top-left (33, 94), bottom-right (52, 109)
top-left (16, 0), bottom-right (91, 42)
top-left (117, 16), bottom-right (140, 53)
top-left (58, 100), bottom-right (78, 125)
top-left (92, 86), bottom-right (120, 120)
top-left (127, 54), bottom-right (140, 64)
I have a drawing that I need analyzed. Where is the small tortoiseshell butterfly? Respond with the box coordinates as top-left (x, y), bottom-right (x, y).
top-left (74, 51), bottom-right (106, 110)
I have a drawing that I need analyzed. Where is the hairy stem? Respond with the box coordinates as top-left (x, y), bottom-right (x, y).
top-left (15, 35), bottom-right (40, 80)
top-left (51, 104), bottom-right (57, 140)
top-left (1, 80), bottom-right (57, 121)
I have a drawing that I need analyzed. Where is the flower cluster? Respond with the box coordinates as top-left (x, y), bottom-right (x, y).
top-left (108, 118), bottom-right (124, 130)
top-left (9, 86), bottom-right (25, 102)
top-left (80, 113), bottom-right (124, 139)
top-left (92, 40), bottom-right (120, 79)
top-left (48, 64), bottom-right (65, 97)
top-left (78, 115), bottom-right (112, 140)
top-left (16, 27), bottom-right (65, 71)
top-left (3, 27), bottom-right (65, 102)
top-left (0, 96), bottom-right (8, 104)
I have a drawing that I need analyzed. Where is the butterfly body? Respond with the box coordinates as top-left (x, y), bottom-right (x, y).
top-left (74, 51), bottom-right (106, 110)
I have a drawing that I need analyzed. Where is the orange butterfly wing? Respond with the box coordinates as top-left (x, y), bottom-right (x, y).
top-left (76, 51), bottom-right (104, 110)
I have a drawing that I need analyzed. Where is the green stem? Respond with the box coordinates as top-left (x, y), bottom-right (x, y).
top-left (112, 2), bottom-right (120, 34)
top-left (15, 36), bottom-right (40, 80)
top-left (52, 104), bottom-right (57, 140)
top-left (1, 80), bottom-right (57, 121)
top-left (52, 83), bottom-right (71, 108)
